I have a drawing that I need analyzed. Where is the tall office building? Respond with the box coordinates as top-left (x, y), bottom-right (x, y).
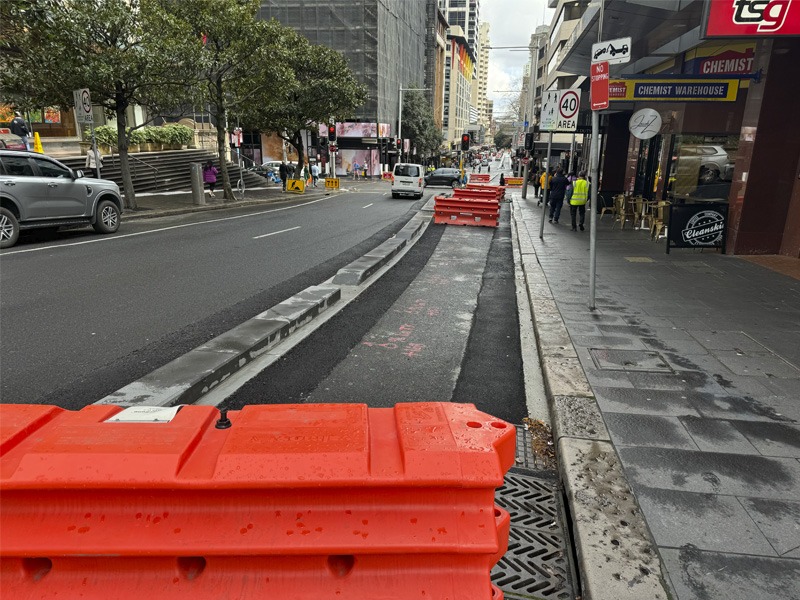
top-left (424, 1), bottom-right (450, 133)
top-left (476, 22), bottom-right (490, 129)
top-left (443, 26), bottom-right (475, 150)
top-left (259, 0), bottom-right (427, 130)
top-left (438, 0), bottom-right (480, 57)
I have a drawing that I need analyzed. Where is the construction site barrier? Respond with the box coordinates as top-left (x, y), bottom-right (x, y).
top-left (434, 195), bottom-right (500, 228)
top-left (0, 403), bottom-right (514, 600)
top-left (456, 186), bottom-right (505, 202)
top-left (504, 177), bottom-right (524, 187)
top-left (469, 173), bottom-right (491, 183)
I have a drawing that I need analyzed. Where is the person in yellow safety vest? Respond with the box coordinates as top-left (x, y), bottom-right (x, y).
top-left (570, 171), bottom-right (590, 231)
top-left (538, 170), bottom-right (552, 207)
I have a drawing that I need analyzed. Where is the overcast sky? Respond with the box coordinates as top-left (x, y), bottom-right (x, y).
top-left (482, 0), bottom-right (554, 120)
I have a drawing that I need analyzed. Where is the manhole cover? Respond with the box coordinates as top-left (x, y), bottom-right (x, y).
top-left (590, 348), bottom-right (672, 372)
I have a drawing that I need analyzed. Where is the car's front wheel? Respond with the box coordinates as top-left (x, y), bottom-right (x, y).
top-left (451, 180), bottom-right (460, 189)
top-left (93, 199), bottom-right (120, 234)
top-left (0, 207), bottom-right (20, 249)
top-left (699, 167), bottom-right (719, 185)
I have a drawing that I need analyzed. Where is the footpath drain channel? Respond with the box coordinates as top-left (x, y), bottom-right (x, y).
top-left (492, 425), bottom-right (579, 600)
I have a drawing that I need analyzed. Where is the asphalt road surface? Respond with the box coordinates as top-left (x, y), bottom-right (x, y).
top-left (0, 189), bottom-right (427, 407)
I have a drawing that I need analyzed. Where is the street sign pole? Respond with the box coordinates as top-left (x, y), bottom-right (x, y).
top-left (588, 109), bottom-right (600, 311)
top-left (539, 132), bottom-right (552, 239)
top-left (521, 150), bottom-right (530, 199)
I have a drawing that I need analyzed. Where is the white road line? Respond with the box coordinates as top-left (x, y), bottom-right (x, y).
top-left (2, 196), bottom-right (329, 255)
top-left (253, 225), bottom-right (300, 239)
top-left (362, 203), bottom-right (373, 208)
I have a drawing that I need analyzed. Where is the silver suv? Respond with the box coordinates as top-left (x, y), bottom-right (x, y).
top-left (0, 150), bottom-right (123, 248)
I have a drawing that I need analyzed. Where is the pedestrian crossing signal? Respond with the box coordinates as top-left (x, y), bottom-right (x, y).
top-left (461, 133), bottom-right (470, 151)
top-left (328, 124), bottom-right (336, 142)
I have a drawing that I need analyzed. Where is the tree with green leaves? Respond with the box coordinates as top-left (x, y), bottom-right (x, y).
top-left (0, 0), bottom-right (202, 209)
top-left (400, 89), bottom-right (443, 163)
top-left (161, 1), bottom-right (296, 201)
top-left (238, 33), bottom-right (366, 178)
top-left (494, 130), bottom-right (513, 149)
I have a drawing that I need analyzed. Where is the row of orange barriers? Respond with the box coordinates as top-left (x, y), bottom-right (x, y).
top-left (434, 183), bottom-right (504, 228)
top-left (469, 173), bottom-right (491, 183)
top-left (0, 402), bottom-right (515, 599)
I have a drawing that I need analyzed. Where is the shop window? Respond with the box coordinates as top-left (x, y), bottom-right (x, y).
top-left (668, 135), bottom-right (739, 201)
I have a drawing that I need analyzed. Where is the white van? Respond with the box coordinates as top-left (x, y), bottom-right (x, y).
top-left (391, 163), bottom-right (425, 199)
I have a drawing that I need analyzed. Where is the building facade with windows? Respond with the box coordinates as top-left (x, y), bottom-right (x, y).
top-left (442, 26), bottom-right (475, 151)
top-left (424, 1), bottom-right (450, 134)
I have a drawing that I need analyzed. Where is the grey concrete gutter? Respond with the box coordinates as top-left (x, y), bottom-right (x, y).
top-left (511, 198), bottom-right (672, 600)
top-left (95, 214), bottom-right (427, 408)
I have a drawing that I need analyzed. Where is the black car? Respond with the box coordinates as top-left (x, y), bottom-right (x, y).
top-left (424, 168), bottom-right (462, 188)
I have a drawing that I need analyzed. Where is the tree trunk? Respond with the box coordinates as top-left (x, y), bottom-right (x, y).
top-left (213, 76), bottom-right (232, 202)
top-left (115, 88), bottom-right (137, 210)
top-left (291, 130), bottom-right (305, 183)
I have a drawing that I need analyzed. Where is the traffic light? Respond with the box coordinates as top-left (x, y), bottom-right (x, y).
top-left (396, 138), bottom-right (401, 150)
top-left (389, 139), bottom-right (396, 151)
top-left (327, 124), bottom-right (336, 142)
top-left (461, 133), bottom-right (470, 151)
top-left (524, 132), bottom-right (534, 151)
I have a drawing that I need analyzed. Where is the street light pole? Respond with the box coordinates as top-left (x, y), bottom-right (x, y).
top-left (398, 87), bottom-right (430, 163)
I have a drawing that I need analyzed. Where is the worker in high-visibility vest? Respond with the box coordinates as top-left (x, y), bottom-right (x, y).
top-left (570, 171), bottom-right (590, 231)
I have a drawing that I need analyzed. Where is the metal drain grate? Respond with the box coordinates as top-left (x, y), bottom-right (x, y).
top-left (590, 348), bottom-right (672, 372)
top-left (492, 425), bottom-right (578, 599)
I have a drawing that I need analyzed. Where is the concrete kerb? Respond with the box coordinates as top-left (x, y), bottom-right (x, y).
top-left (510, 198), bottom-right (672, 600)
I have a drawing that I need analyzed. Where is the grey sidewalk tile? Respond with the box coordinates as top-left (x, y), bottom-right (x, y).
top-left (660, 547), bottom-right (800, 600)
top-left (642, 338), bottom-right (710, 356)
top-left (678, 416), bottom-right (760, 455)
top-left (635, 487), bottom-right (776, 556)
top-left (623, 315), bottom-right (677, 328)
top-left (561, 312), bottom-right (627, 325)
top-left (739, 497), bottom-right (800, 556)
top-left (570, 334), bottom-right (649, 350)
top-left (604, 413), bottom-right (698, 450)
top-left (561, 322), bottom-right (603, 336)
top-left (631, 326), bottom-right (695, 341)
top-left (617, 446), bottom-right (800, 499)
top-left (690, 393), bottom-right (797, 423)
top-left (763, 377), bottom-right (800, 398)
top-left (688, 329), bottom-right (772, 352)
top-left (715, 350), bottom-right (800, 378)
top-left (593, 387), bottom-right (701, 417)
top-left (584, 366), bottom-right (636, 389)
top-left (626, 370), bottom-right (729, 395)
top-left (655, 352), bottom-right (726, 375)
top-left (732, 421), bottom-right (800, 458)
top-left (707, 371), bottom-right (778, 397)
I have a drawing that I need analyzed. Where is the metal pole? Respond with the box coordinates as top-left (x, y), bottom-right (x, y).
top-left (398, 88), bottom-right (403, 163)
top-left (521, 150), bottom-right (530, 199)
top-left (90, 120), bottom-right (100, 178)
top-left (539, 132), bottom-right (552, 239)
top-left (569, 133), bottom-right (576, 173)
top-left (588, 109), bottom-right (600, 310)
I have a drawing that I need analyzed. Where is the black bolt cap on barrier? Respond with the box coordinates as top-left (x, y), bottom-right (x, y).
top-left (215, 409), bottom-right (232, 429)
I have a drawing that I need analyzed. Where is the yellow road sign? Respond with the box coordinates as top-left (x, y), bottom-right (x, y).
top-left (286, 178), bottom-right (305, 194)
top-left (325, 177), bottom-right (340, 189)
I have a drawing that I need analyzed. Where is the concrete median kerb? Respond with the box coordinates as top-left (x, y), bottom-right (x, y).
top-left (511, 199), bottom-right (672, 600)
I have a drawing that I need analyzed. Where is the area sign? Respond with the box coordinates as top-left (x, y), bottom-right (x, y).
top-left (557, 90), bottom-right (581, 131)
top-left (591, 37), bottom-right (631, 64)
top-left (703, 0), bottom-right (800, 37)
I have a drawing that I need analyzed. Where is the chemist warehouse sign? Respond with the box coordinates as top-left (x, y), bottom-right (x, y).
top-left (703, 0), bottom-right (800, 37)
top-left (608, 79), bottom-right (740, 102)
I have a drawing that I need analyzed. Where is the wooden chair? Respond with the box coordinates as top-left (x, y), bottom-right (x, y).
top-left (650, 201), bottom-right (671, 240)
top-left (600, 194), bottom-right (619, 220)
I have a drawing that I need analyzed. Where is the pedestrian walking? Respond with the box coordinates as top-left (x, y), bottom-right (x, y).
top-left (10, 112), bottom-right (31, 150)
top-left (353, 161), bottom-right (360, 180)
top-left (548, 168), bottom-right (569, 224)
top-left (279, 161), bottom-right (289, 192)
top-left (202, 160), bottom-right (218, 198)
top-left (538, 169), bottom-right (552, 207)
top-left (532, 169), bottom-right (541, 199)
top-left (311, 163), bottom-right (320, 187)
top-left (499, 173), bottom-right (506, 186)
top-left (569, 171), bottom-right (590, 231)
top-left (84, 147), bottom-right (103, 179)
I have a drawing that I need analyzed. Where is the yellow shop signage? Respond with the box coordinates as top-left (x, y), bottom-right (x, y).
top-left (609, 79), bottom-right (739, 102)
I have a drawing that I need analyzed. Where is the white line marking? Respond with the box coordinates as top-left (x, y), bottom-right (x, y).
top-left (362, 203), bottom-right (373, 208)
top-left (253, 226), bottom-right (300, 239)
top-left (2, 196), bottom-right (329, 255)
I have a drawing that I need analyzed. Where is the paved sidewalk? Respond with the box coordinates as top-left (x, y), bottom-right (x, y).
top-left (513, 194), bottom-right (800, 599)
top-left (122, 179), bottom-right (390, 220)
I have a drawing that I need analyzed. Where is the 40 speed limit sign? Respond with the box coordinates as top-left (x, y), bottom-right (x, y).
top-left (541, 89), bottom-right (581, 132)
top-left (557, 90), bottom-right (581, 131)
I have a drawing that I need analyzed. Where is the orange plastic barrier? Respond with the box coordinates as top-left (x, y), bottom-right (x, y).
top-left (504, 177), bottom-right (524, 187)
top-left (469, 173), bottom-right (491, 183)
top-left (434, 195), bottom-right (500, 228)
top-left (466, 183), bottom-right (506, 201)
top-left (455, 187), bottom-right (504, 202)
top-left (0, 403), bottom-right (514, 600)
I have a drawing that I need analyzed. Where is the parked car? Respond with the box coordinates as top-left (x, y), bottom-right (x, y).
top-left (262, 160), bottom-right (296, 177)
top-left (680, 145), bottom-right (735, 184)
top-left (424, 167), bottom-right (462, 189)
top-left (391, 163), bottom-right (425, 199)
top-left (0, 131), bottom-right (26, 150)
top-left (0, 150), bottom-right (123, 248)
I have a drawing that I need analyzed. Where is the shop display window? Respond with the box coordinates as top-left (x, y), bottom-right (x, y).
top-left (668, 135), bottom-right (739, 201)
